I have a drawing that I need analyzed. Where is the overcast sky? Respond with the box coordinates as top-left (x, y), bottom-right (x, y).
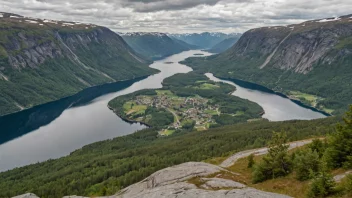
top-left (1, 0), bottom-right (351, 33)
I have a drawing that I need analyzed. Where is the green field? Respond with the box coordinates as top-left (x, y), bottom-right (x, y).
top-left (204, 109), bottom-right (219, 115)
top-left (156, 90), bottom-right (174, 96)
top-left (197, 83), bottom-right (220, 89)
top-left (123, 101), bottom-right (148, 115)
top-left (289, 91), bottom-right (321, 106)
top-left (159, 129), bottom-right (176, 136)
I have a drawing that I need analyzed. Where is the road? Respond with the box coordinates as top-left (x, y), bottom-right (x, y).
top-left (220, 139), bottom-right (314, 168)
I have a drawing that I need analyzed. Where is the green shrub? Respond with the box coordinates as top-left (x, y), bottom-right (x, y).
top-left (325, 105), bottom-right (352, 168)
top-left (252, 132), bottom-right (293, 183)
top-left (294, 149), bottom-right (320, 181)
top-left (247, 153), bottom-right (255, 168)
top-left (307, 171), bottom-right (335, 197)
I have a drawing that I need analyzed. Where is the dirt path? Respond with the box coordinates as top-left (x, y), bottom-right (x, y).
top-left (220, 139), bottom-right (313, 168)
top-left (167, 108), bottom-right (180, 125)
top-left (334, 170), bottom-right (352, 182)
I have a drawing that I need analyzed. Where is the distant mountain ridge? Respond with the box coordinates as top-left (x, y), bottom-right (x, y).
top-left (0, 12), bottom-right (157, 116)
top-left (183, 14), bottom-right (352, 115)
top-left (207, 37), bottom-right (240, 53)
top-left (119, 32), bottom-right (197, 60)
top-left (168, 32), bottom-right (242, 49)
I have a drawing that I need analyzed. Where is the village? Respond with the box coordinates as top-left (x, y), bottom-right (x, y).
top-left (132, 92), bottom-right (221, 133)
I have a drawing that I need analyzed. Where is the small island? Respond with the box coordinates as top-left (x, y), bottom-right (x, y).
top-left (108, 73), bottom-right (263, 136)
top-left (193, 53), bottom-right (204, 56)
top-left (164, 61), bottom-right (174, 64)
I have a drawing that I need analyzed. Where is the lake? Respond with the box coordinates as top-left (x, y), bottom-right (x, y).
top-left (0, 50), bottom-right (326, 172)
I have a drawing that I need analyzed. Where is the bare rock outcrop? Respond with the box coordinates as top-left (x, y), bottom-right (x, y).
top-left (13, 162), bottom-right (292, 198)
top-left (115, 162), bottom-right (291, 198)
top-left (12, 193), bottom-right (40, 198)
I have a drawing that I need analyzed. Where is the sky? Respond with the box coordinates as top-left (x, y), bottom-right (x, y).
top-left (1, 0), bottom-right (351, 33)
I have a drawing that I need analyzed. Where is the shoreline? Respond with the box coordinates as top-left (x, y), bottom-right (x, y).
top-left (0, 74), bottom-right (156, 118)
top-left (216, 75), bottom-right (332, 117)
top-left (107, 105), bottom-right (152, 128)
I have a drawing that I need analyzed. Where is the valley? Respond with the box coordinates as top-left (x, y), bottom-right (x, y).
top-left (182, 14), bottom-right (352, 115)
top-left (0, 12), bottom-right (158, 116)
top-left (119, 32), bottom-right (196, 60)
top-left (0, 7), bottom-right (351, 198)
top-left (0, 49), bottom-right (326, 173)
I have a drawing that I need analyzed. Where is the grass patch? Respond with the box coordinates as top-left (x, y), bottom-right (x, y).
top-left (198, 83), bottom-right (220, 90)
top-left (205, 109), bottom-right (218, 115)
top-left (123, 101), bottom-right (147, 115)
top-left (203, 157), bottom-right (228, 165)
top-left (226, 156), bottom-right (310, 197)
top-left (156, 90), bottom-right (174, 96)
top-left (235, 111), bottom-right (245, 116)
top-left (289, 91), bottom-right (321, 105)
top-left (159, 129), bottom-right (175, 136)
top-left (335, 36), bottom-right (352, 50)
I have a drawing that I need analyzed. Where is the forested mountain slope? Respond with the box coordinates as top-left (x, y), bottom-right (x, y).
top-left (168, 32), bottom-right (241, 49)
top-left (119, 32), bottom-right (196, 60)
top-left (207, 37), bottom-right (240, 53)
top-left (0, 115), bottom-right (339, 197)
top-left (183, 15), bottom-right (352, 115)
top-left (0, 12), bottom-right (157, 116)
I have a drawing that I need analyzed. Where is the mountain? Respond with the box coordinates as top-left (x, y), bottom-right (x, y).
top-left (183, 15), bottom-right (352, 115)
top-left (119, 32), bottom-right (196, 60)
top-left (207, 37), bottom-right (240, 53)
top-left (0, 12), bottom-right (157, 116)
top-left (168, 32), bottom-right (241, 49)
top-left (170, 37), bottom-right (200, 50)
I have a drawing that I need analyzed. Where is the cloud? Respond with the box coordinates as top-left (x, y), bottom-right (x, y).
top-left (120, 0), bottom-right (221, 12)
top-left (0, 0), bottom-right (351, 33)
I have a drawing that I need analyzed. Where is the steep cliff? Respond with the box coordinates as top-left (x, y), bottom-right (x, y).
top-left (119, 32), bottom-right (196, 60)
top-left (183, 15), bottom-right (352, 114)
top-left (0, 12), bottom-right (157, 116)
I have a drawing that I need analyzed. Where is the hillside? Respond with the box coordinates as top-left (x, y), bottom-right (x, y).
top-left (0, 115), bottom-right (339, 197)
top-left (0, 12), bottom-right (158, 116)
top-left (119, 32), bottom-right (196, 60)
top-left (182, 15), bottom-right (352, 115)
top-left (207, 37), bottom-right (240, 53)
top-left (168, 32), bottom-right (241, 49)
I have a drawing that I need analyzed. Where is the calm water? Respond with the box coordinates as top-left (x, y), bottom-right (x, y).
top-left (205, 73), bottom-right (326, 121)
top-left (0, 50), bottom-right (325, 172)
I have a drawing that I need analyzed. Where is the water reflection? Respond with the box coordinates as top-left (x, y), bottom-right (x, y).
top-left (206, 73), bottom-right (326, 121)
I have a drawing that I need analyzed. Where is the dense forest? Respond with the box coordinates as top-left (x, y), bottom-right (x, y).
top-left (0, 115), bottom-right (340, 197)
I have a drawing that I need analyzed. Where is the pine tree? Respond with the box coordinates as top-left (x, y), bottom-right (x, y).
top-left (294, 149), bottom-right (320, 181)
top-left (247, 153), bottom-right (255, 168)
top-left (252, 132), bottom-right (293, 183)
top-left (325, 105), bottom-right (352, 168)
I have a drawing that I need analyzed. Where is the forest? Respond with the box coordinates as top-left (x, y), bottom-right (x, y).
top-left (0, 115), bottom-right (340, 197)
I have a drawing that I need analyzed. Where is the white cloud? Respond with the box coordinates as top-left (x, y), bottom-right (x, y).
top-left (1, 0), bottom-right (351, 33)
